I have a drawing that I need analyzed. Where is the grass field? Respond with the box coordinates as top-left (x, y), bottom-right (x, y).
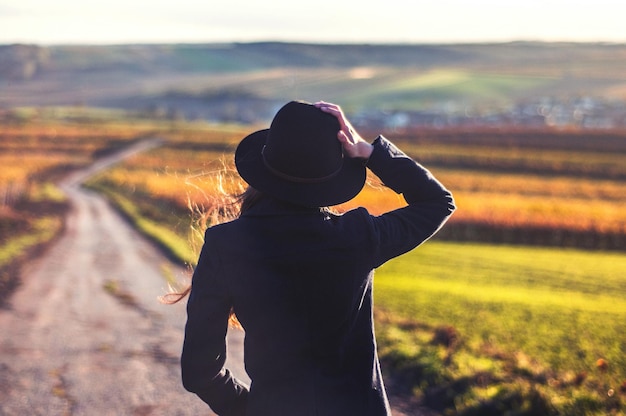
top-left (374, 241), bottom-right (626, 415)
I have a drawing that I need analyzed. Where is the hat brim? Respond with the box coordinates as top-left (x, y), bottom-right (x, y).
top-left (235, 129), bottom-right (366, 207)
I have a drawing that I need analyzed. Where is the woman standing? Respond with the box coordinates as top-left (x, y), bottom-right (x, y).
top-left (181, 101), bottom-right (455, 415)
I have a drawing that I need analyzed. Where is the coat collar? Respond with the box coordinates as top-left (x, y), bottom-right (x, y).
top-left (241, 196), bottom-right (330, 218)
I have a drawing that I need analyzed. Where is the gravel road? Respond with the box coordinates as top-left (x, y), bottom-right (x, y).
top-left (0, 139), bottom-right (417, 416)
top-left (0, 140), bottom-right (247, 415)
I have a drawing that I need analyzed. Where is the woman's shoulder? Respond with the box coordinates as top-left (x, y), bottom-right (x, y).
top-left (203, 217), bottom-right (242, 237)
top-left (327, 206), bottom-right (375, 230)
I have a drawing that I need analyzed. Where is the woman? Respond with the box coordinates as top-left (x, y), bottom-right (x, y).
top-left (181, 101), bottom-right (455, 415)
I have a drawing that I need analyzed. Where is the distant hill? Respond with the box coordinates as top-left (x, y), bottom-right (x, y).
top-left (0, 44), bottom-right (51, 81)
top-left (2, 42), bottom-right (626, 124)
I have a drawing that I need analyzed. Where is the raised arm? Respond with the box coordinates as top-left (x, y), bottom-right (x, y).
top-left (317, 101), bottom-right (455, 267)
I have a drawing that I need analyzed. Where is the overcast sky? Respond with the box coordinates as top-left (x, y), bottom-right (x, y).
top-left (1, 0), bottom-right (625, 45)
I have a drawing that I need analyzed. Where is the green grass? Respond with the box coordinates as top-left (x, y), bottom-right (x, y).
top-left (0, 183), bottom-right (67, 270)
top-left (340, 69), bottom-right (553, 110)
top-left (85, 182), bottom-right (198, 265)
top-left (0, 217), bottom-right (62, 268)
top-left (389, 70), bottom-right (548, 100)
top-left (0, 214), bottom-right (64, 304)
top-left (376, 241), bottom-right (626, 369)
top-left (374, 241), bottom-right (626, 414)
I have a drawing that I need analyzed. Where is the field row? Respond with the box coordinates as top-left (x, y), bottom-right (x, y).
top-left (398, 141), bottom-right (626, 180)
top-left (81, 127), bottom-right (626, 249)
top-left (2, 120), bottom-right (625, 251)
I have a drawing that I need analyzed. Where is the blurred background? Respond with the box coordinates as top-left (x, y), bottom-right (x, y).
top-left (1, 1), bottom-right (626, 415)
top-left (2, 0), bottom-right (626, 126)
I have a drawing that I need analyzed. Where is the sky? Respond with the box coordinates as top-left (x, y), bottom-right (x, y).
top-left (1, 0), bottom-right (626, 45)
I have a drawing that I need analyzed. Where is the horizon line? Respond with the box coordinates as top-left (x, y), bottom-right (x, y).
top-left (4, 38), bottom-right (626, 47)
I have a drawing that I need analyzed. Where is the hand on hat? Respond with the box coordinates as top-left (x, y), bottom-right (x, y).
top-left (315, 101), bottom-right (374, 161)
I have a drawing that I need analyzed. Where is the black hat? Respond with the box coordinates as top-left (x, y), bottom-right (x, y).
top-left (235, 101), bottom-right (366, 207)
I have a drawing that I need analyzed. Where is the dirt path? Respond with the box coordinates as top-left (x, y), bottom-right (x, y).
top-left (0, 139), bottom-right (417, 416)
top-left (0, 140), bottom-right (247, 415)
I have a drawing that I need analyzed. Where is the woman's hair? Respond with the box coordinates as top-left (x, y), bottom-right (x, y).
top-left (160, 185), bottom-right (266, 328)
top-left (238, 186), bottom-right (265, 215)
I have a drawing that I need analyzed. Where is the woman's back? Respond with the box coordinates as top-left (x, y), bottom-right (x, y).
top-left (208, 198), bottom-right (386, 415)
top-left (180, 102), bottom-right (455, 416)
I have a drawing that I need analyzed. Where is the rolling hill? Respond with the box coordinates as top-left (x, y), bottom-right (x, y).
top-left (2, 42), bottom-right (626, 124)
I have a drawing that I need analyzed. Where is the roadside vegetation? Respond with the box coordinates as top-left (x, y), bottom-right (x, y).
top-left (2, 111), bottom-right (625, 414)
top-left (0, 114), bottom-right (155, 304)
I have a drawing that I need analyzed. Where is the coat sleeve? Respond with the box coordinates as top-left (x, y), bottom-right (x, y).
top-left (181, 231), bottom-right (249, 416)
top-left (366, 135), bottom-right (456, 268)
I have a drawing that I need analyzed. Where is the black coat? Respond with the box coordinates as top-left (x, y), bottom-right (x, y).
top-left (182, 136), bottom-right (455, 415)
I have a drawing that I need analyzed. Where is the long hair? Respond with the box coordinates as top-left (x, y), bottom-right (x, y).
top-left (160, 184), bottom-right (265, 328)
